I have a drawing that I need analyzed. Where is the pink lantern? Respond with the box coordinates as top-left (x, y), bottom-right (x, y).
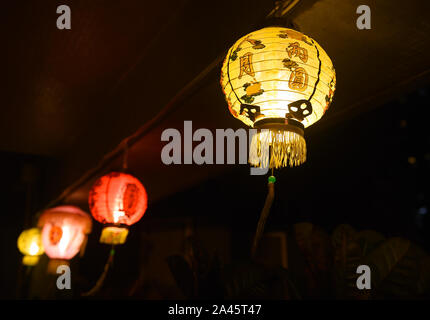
top-left (38, 206), bottom-right (92, 269)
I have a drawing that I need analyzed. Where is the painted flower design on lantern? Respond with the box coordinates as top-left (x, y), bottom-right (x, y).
top-left (284, 28), bottom-right (306, 41)
top-left (245, 37), bottom-right (266, 49)
top-left (278, 30), bottom-right (288, 38)
top-left (230, 47), bottom-right (241, 61)
top-left (230, 37), bottom-right (265, 61)
top-left (282, 58), bottom-right (299, 70)
top-left (49, 225), bottom-right (63, 245)
top-left (241, 81), bottom-right (264, 104)
top-left (301, 36), bottom-right (313, 46)
top-left (324, 77), bottom-right (336, 113)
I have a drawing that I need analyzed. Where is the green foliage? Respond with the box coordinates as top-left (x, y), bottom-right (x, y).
top-left (331, 225), bottom-right (430, 299)
top-left (292, 223), bottom-right (333, 298)
top-left (166, 224), bottom-right (430, 299)
top-left (221, 262), bottom-right (301, 299)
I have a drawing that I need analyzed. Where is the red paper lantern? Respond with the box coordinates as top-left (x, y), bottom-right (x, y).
top-left (38, 206), bottom-right (92, 271)
top-left (88, 172), bottom-right (148, 244)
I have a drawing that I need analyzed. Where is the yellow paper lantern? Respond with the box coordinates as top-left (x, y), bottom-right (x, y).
top-left (17, 228), bottom-right (44, 266)
top-left (220, 27), bottom-right (336, 168)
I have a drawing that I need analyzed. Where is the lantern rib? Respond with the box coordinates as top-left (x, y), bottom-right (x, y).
top-left (232, 40), bottom-right (317, 52)
top-left (229, 97), bottom-right (326, 111)
top-left (307, 39), bottom-right (322, 102)
top-left (226, 48), bottom-right (243, 105)
top-left (227, 68), bottom-right (328, 85)
top-left (227, 77), bottom-right (331, 96)
top-left (226, 62), bottom-right (334, 80)
top-left (105, 174), bottom-right (112, 225)
top-left (226, 56), bottom-right (328, 74)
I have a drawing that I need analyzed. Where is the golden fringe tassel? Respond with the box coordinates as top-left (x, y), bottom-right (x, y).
top-left (249, 129), bottom-right (306, 168)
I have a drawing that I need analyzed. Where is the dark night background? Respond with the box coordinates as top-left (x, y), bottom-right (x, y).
top-left (1, 0), bottom-right (429, 299)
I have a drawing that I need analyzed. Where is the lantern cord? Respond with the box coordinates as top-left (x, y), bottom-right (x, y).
top-left (226, 46), bottom-right (242, 105)
top-left (307, 39), bottom-right (322, 102)
top-left (266, 0), bottom-right (300, 19)
top-left (251, 177), bottom-right (275, 258)
top-left (122, 140), bottom-right (129, 171)
top-left (82, 246), bottom-right (116, 297)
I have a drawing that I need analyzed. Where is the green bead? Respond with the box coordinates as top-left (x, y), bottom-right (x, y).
top-left (110, 249), bottom-right (116, 256)
top-left (268, 176), bottom-right (276, 183)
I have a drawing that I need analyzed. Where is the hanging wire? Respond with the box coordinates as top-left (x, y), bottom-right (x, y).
top-left (251, 174), bottom-right (276, 258)
top-left (266, 0), bottom-right (301, 18)
top-left (122, 139), bottom-right (129, 171)
top-left (82, 245), bottom-right (116, 297)
top-left (249, 0), bottom-right (301, 257)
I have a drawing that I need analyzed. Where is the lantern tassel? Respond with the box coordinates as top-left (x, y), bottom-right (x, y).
top-left (251, 176), bottom-right (275, 258)
top-left (82, 247), bottom-right (115, 297)
top-left (249, 129), bottom-right (306, 168)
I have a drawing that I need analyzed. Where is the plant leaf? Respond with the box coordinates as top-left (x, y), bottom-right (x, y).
top-left (221, 262), bottom-right (300, 299)
top-left (294, 223), bottom-right (332, 297)
top-left (364, 238), bottom-right (430, 298)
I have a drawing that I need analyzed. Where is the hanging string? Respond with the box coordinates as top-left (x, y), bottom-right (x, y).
top-left (81, 245), bottom-right (116, 297)
top-left (251, 174), bottom-right (276, 258)
top-left (266, 0), bottom-right (300, 19)
top-left (122, 140), bottom-right (129, 172)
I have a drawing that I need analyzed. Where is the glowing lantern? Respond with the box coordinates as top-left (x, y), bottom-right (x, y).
top-left (220, 27), bottom-right (336, 168)
top-left (88, 172), bottom-right (148, 245)
top-left (17, 228), bottom-right (44, 266)
top-left (38, 206), bottom-right (92, 271)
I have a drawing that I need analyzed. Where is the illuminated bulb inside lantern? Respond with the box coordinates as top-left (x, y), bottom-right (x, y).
top-left (58, 226), bottom-right (71, 255)
top-left (113, 210), bottom-right (124, 224)
top-left (17, 228), bottom-right (44, 266)
top-left (29, 242), bottom-right (40, 256)
top-left (113, 195), bottom-right (125, 224)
